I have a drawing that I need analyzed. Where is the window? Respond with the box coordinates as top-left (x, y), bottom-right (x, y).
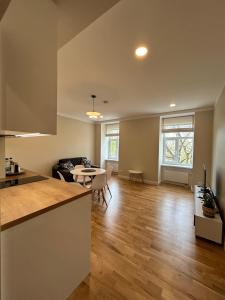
top-left (162, 115), bottom-right (194, 168)
top-left (105, 123), bottom-right (119, 160)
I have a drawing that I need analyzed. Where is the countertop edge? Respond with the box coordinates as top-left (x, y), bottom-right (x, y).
top-left (1, 189), bottom-right (92, 231)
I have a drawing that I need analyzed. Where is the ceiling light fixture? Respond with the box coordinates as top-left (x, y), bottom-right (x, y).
top-left (170, 103), bottom-right (176, 108)
top-left (86, 95), bottom-right (102, 119)
top-left (135, 46), bottom-right (148, 57)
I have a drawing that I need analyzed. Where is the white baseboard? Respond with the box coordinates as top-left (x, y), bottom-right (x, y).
top-left (118, 175), bottom-right (159, 185)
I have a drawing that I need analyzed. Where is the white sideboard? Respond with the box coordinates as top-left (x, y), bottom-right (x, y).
top-left (194, 185), bottom-right (223, 244)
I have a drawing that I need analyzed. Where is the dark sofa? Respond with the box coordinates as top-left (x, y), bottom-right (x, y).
top-left (52, 157), bottom-right (98, 182)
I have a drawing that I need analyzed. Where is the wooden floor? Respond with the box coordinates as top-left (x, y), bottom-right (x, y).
top-left (69, 176), bottom-right (225, 300)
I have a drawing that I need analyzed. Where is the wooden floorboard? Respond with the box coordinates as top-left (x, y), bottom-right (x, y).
top-left (68, 176), bottom-right (225, 300)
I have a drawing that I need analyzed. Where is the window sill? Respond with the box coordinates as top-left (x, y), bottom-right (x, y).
top-left (161, 164), bottom-right (193, 171)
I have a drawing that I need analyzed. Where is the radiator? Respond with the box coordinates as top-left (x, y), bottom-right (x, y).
top-left (105, 160), bottom-right (119, 173)
top-left (162, 168), bottom-right (189, 184)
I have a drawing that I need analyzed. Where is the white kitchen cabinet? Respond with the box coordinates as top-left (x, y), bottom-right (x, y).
top-left (0, 0), bottom-right (57, 135)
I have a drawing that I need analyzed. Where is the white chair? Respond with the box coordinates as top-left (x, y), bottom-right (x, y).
top-left (57, 171), bottom-right (82, 187)
top-left (57, 170), bottom-right (66, 181)
top-left (92, 174), bottom-right (108, 207)
top-left (106, 165), bottom-right (113, 198)
top-left (73, 165), bottom-right (91, 184)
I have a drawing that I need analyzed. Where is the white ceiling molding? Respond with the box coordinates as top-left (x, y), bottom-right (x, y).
top-left (96, 106), bottom-right (214, 124)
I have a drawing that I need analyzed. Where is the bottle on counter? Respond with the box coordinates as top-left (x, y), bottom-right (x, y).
top-left (14, 163), bottom-right (19, 174)
top-left (10, 158), bottom-right (15, 174)
top-left (5, 158), bottom-right (10, 172)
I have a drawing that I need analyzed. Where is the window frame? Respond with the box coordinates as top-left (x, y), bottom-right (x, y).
top-left (161, 115), bottom-right (195, 169)
top-left (163, 134), bottom-right (194, 168)
top-left (105, 123), bottom-right (120, 161)
top-left (107, 135), bottom-right (119, 161)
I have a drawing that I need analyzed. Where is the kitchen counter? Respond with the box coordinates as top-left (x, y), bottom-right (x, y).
top-left (1, 170), bottom-right (92, 300)
top-left (1, 171), bottom-right (91, 230)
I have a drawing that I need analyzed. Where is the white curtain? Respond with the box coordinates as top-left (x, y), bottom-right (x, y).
top-left (161, 115), bottom-right (194, 133)
top-left (105, 123), bottom-right (119, 136)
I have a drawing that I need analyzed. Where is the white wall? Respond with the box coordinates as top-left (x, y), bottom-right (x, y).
top-left (212, 86), bottom-right (225, 222)
top-left (0, 137), bottom-right (5, 178)
top-left (118, 110), bottom-right (213, 185)
top-left (5, 116), bottom-right (95, 176)
top-left (94, 123), bottom-right (101, 166)
top-left (0, 19), bottom-right (5, 133)
top-left (119, 117), bottom-right (160, 183)
top-left (191, 110), bottom-right (214, 186)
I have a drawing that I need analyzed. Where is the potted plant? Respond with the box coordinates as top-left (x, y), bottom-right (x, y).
top-left (202, 192), bottom-right (216, 218)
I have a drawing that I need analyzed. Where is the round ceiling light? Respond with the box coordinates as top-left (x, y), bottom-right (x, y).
top-left (135, 46), bottom-right (148, 57)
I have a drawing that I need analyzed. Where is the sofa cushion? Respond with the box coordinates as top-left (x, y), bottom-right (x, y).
top-left (82, 158), bottom-right (91, 168)
top-left (60, 161), bottom-right (74, 171)
top-left (59, 157), bottom-right (85, 166)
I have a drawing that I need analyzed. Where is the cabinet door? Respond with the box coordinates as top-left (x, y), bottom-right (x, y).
top-left (1, 0), bottom-right (57, 135)
top-left (0, 19), bottom-right (5, 133)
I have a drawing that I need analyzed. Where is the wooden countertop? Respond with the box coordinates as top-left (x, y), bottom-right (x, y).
top-left (0, 171), bottom-right (91, 230)
top-left (0, 169), bottom-right (37, 182)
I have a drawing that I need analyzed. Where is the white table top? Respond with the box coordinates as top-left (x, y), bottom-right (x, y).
top-left (70, 168), bottom-right (106, 176)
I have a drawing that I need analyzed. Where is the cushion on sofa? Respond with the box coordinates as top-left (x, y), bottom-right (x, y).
top-left (59, 157), bottom-right (84, 167)
top-left (82, 158), bottom-right (91, 168)
top-left (60, 161), bottom-right (74, 171)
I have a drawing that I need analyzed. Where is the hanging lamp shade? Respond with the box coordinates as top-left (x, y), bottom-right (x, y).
top-left (86, 95), bottom-right (102, 119)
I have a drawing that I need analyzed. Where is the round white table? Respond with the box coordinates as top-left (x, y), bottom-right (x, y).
top-left (70, 168), bottom-right (106, 186)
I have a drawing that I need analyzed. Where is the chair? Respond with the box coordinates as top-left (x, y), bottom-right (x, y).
top-left (73, 165), bottom-right (91, 184)
top-left (57, 171), bottom-right (82, 187)
top-left (106, 165), bottom-right (113, 198)
top-left (57, 170), bottom-right (66, 181)
top-left (92, 174), bottom-right (108, 207)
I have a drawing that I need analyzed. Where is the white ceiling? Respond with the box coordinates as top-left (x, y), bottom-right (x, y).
top-left (58, 0), bottom-right (225, 122)
top-left (0, 0), bottom-right (11, 21)
top-left (54, 0), bottom-right (120, 48)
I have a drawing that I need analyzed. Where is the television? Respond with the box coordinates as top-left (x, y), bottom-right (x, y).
top-left (203, 164), bottom-right (207, 190)
top-left (199, 164), bottom-right (207, 193)
top-left (201, 164), bottom-right (211, 194)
